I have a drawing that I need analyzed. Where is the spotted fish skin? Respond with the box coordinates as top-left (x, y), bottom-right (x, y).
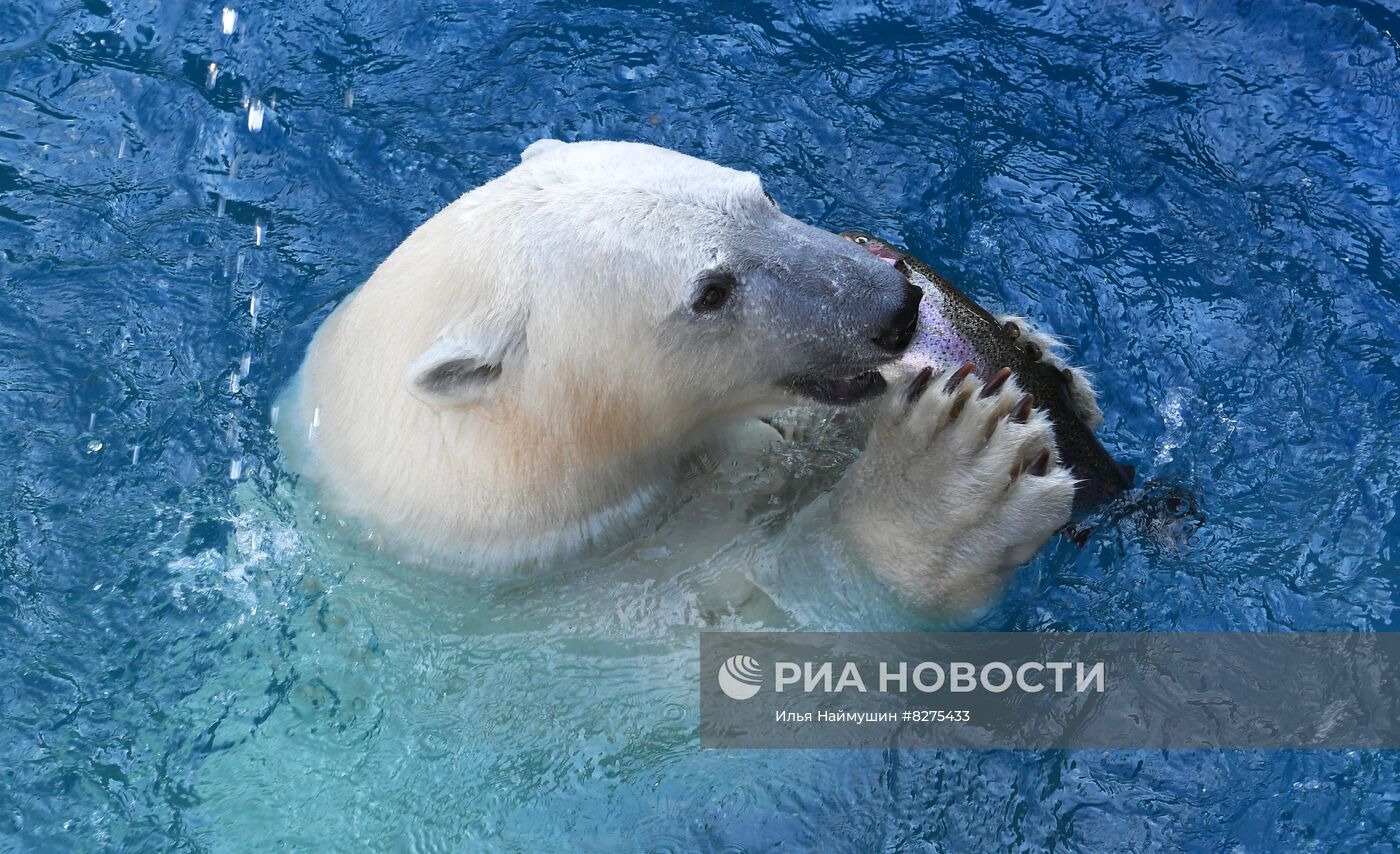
top-left (901, 286), bottom-right (986, 374)
top-left (841, 230), bottom-right (1133, 511)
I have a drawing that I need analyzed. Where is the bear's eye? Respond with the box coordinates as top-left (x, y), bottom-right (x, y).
top-left (695, 284), bottom-right (729, 312)
top-left (692, 272), bottom-right (737, 313)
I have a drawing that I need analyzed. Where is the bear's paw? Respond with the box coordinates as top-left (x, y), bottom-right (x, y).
top-left (833, 363), bottom-right (1076, 622)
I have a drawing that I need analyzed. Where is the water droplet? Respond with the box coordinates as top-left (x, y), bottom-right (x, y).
top-left (220, 7), bottom-right (237, 34)
top-left (269, 404), bottom-right (280, 425)
top-left (230, 458), bottom-right (243, 480)
top-left (229, 371), bottom-right (241, 394)
top-left (253, 219), bottom-right (263, 246)
top-left (344, 88), bottom-right (355, 109)
top-left (85, 439), bottom-right (103, 454)
top-left (247, 99), bottom-right (265, 132)
top-left (130, 445), bottom-right (141, 465)
top-left (206, 61), bottom-right (218, 88)
top-left (249, 293), bottom-right (259, 322)
top-left (240, 353), bottom-right (251, 378)
top-left (117, 138), bottom-right (126, 158)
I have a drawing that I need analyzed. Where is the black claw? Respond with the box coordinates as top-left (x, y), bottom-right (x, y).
top-left (1061, 366), bottom-right (1075, 384)
top-left (980, 366), bottom-right (1012, 398)
top-left (1003, 320), bottom-right (1020, 339)
top-left (1028, 448), bottom-right (1051, 476)
top-left (948, 393), bottom-right (967, 421)
top-left (1024, 342), bottom-right (1042, 361)
top-left (1011, 393), bottom-right (1035, 422)
top-left (944, 361), bottom-right (976, 392)
top-left (905, 366), bottom-right (934, 403)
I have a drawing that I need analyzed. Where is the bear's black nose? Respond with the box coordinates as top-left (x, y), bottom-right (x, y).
top-left (872, 283), bottom-right (923, 353)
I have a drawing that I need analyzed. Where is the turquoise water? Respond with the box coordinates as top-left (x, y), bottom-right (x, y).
top-left (2, 0), bottom-right (1399, 849)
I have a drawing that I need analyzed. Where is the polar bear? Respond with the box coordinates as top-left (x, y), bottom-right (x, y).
top-left (278, 140), bottom-right (1078, 621)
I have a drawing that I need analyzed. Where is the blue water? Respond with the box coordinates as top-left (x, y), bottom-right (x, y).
top-left (2, 0), bottom-right (1398, 849)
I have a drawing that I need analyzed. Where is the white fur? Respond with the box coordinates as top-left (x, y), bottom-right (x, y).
top-left (279, 141), bottom-right (799, 570)
top-left (279, 140), bottom-right (1081, 620)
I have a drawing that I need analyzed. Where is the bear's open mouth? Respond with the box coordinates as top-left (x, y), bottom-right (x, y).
top-left (785, 370), bottom-right (887, 405)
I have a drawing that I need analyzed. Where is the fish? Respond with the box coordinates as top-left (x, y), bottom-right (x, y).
top-left (841, 230), bottom-right (1134, 511)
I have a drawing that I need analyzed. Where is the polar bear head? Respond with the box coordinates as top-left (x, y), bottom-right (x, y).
top-left (403, 140), bottom-right (920, 421)
top-left (286, 140), bottom-right (920, 564)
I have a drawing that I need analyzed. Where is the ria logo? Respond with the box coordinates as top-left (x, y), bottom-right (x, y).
top-left (717, 654), bottom-right (763, 700)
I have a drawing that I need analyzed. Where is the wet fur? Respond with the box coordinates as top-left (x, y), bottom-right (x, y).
top-left (279, 141), bottom-right (1082, 620)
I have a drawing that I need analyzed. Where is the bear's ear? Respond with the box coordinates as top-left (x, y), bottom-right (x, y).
top-left (521, 138), bottom-right (567, 162)
top-left (405, 318), bottom-right (525, 407)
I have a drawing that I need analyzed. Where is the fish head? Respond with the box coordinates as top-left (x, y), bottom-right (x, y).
top-left (839, 230), bottom-right (906, 268)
